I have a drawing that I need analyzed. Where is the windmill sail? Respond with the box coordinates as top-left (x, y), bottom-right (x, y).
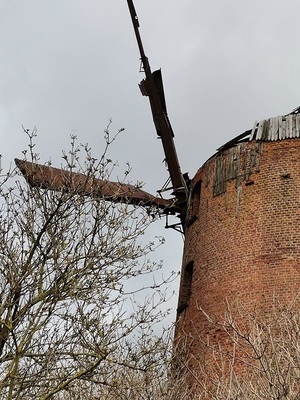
top-left (15, 159), bottom-right (177, 212)
top-left (15, 2), bottom-right (188, 231)
top-left (126, 0), bottom-right (188, 228)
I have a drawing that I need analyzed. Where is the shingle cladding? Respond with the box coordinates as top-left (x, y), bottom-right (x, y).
top-left (250, 113), bottom-right (300, 141)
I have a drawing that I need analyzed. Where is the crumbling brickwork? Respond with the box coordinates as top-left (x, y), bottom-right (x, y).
top-left (175, 138), bottom-right (300, 388)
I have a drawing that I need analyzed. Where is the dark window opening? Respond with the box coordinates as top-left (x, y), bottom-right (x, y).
top-left (177, 261), bottom-right (194, 314)
top-left (186, 181), bottom-right (202, 227)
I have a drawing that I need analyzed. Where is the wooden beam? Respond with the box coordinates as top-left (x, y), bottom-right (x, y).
top-left (15, 159), bottom-right (177, 213)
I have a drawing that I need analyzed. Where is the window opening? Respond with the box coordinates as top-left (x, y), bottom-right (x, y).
top-left (177, 261), bottom-right (194, 313)
top-left (186, 181), bottom-right (202, 227)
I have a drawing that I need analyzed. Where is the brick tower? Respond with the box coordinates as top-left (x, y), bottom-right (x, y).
top-left (174, 112), bottom-right (300, 390)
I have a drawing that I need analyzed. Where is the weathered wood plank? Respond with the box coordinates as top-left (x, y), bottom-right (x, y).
top-left (296, 115), bottom-right (300, 137)
top-left (278, 116), bottom-right (283, 140)
top-left (292, 115), bottom-right (297, 138)
top-left (250, 121), bottom-right (259, 141)
top-left (256, 120), bottom-right (264, 140)
top-left (273, 116), bottom-right (279, 141)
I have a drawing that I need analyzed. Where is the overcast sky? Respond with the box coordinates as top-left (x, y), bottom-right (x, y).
top-left (1, 0), bottom-right (300, 322)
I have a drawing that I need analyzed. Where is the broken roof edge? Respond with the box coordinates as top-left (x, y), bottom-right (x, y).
top-left (192, 112), bottom-right (300, 181)
top-left (217, 113), bottom-right (300, 153)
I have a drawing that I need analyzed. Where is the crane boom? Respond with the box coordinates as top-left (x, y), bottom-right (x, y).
top-left (126, 0), bottom-right (188, 228)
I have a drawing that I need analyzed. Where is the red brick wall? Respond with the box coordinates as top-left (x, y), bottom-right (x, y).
top-left (174, 138), bottom-right (300, 386)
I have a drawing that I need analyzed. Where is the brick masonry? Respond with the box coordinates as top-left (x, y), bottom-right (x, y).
top-left (174, 138), bottom-right (300, 384)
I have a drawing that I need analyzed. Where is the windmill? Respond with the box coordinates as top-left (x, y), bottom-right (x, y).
top-left (15, 1), bottom-right (300, 393)
top-left (15, 0), bottom-right (189, 234)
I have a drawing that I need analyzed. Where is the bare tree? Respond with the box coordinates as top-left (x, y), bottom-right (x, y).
top-left (7, 128), bottom-right (300, 400)
top-left (0, 127), bottom-right (176, 399)
top-left (172, 300), bottom-right (300, 399)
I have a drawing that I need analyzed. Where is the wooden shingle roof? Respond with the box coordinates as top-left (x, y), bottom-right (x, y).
top-left (250, 114), bottom-right (300, 141)
top-left (218, 112), bottom-right (300, 152)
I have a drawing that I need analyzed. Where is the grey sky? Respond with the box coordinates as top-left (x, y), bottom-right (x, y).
top-left (1, 0), bottom-right (300, 322)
